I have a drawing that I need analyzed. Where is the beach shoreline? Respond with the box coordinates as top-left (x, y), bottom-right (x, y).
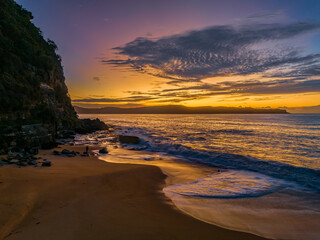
top-left (0, 145), bottom-right (268, 240)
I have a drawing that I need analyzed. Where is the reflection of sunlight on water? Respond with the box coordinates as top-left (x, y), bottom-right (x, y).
top-left (164, 170), bottom-right (294, 199)
top-left (81, 114), bottom-right (320, 169)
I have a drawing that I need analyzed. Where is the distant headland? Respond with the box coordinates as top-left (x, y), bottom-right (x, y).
top-left (74, 105), bottom-right (288, 114)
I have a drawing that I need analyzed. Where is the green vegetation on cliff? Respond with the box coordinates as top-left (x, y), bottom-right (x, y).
top-left (0, 0), bottom-right (77, 127)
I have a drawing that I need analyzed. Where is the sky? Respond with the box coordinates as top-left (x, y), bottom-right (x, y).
top-left (16, 0), bottom-right (320, 109)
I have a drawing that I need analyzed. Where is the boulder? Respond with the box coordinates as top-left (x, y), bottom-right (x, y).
top-left (22, 152), bottom-right (32, 160)
top-left (59, 130), bottom-right (76, 139)
top-left (0, 157), bottom-right (8, 163)
top-left (29, 148), bottom-right (39, 155)
top-left (99, 147), bottom-right (108, 154)
top-left (41, 141), bottom-right (58, 149)
top-left (75, 118), bottom-right (109, 134)
top-left (18, 162), bottom-right (27, 167)
top-left (53, 150), bottom-right (61, 155)
top-left (0, 149), bottom-right (6, 155)
top-left (42, 161), bottom-right (51, 167)
top-left (15, 153), bottom-right (23, 160)
top-left (119, 135), bottom-right (140, 144)
top-left (0, 161), bottom-right (7, 166)
top-left (28, 160), bottom-right (37, 165)
top-left (61, 149), bottom-right (72, 154)
top-left (9, 159), bottom-right (19, 164)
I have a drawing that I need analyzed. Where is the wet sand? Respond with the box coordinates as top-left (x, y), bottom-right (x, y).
top-left (0, 145), bottom-right (268, 240)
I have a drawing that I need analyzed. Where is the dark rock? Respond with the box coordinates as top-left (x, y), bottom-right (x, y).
top-left (0, 161), bottom-right (7, 166)
top-left (99, 147), bottom-right (108, 154)
top-left (61, 149), bottom-right (72, 154)
top-left (10, 147), bottom-right (20, 153)
top-left (81, 152), bottom-right (89, 157)
top-left (30, 148), bottom-right (39, 155)
top-left (9, 159), bottom-right (19, 164)
top-left (42, 161), bottom-right (51, 167)
top-left (119, 135), bottom-right (140, 144)
top-left (18, 162), bottom-right (27, 167)
top-left (75, 118), bottom-right (109, 134)
top-left (22, 152), bottom-right (32, 160)
top-left (28, 160), bottom-right (37, 165)
top-left (53, 150), bottom-right (60, 155)
top-left (61, 149), bottom-right (76, 157)
top-left (41, 141), bottom-right (58, 150)
top-left (59, 130), bottom-right (76, 139)
top-left (15, 153), bottom-right (23, 160)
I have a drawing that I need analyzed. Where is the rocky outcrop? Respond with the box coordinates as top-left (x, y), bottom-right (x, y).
top-left (0, 0), bottom-right (79, 150)
top-left (0, 1), bottom-right (110, 153)
top-left (0, 1), bottom-right (78, 127)
top-left (75, 118), bottom-right (110, 134)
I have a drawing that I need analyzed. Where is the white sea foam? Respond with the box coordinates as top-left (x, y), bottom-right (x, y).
top-left (164, 170), bottom-right (293, 199)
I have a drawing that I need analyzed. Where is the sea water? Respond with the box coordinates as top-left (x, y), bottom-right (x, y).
top-left (77, 114), bottom-right (320, 240)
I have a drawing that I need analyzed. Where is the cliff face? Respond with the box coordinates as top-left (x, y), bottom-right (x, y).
top-left (0, 0), bottom-right (77, 128)
top-left (0, 0), bottom-right (80, 150)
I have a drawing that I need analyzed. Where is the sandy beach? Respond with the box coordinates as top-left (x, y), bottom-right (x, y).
top-left (0, 145), bottom-right (269, 240)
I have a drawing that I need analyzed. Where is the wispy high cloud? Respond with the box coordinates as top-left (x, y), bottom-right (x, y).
top-left (103, 22), bottom-right (320, 82)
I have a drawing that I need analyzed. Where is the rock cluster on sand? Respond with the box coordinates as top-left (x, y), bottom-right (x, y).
top-left (0, 147), bottom-right (46, 167)
top-left (53, 148), bottom-right (90, 157)
top-left (42, 161), bottom-right (51, 167)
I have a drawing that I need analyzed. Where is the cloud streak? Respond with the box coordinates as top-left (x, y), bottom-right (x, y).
top-left (103, 22), bottom-right (320, 82)
top-left (73, 79), bottom-right (320, 104)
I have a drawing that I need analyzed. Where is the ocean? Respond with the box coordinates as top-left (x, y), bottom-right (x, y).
top-left (77, 114), bottom-right (320, 240)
